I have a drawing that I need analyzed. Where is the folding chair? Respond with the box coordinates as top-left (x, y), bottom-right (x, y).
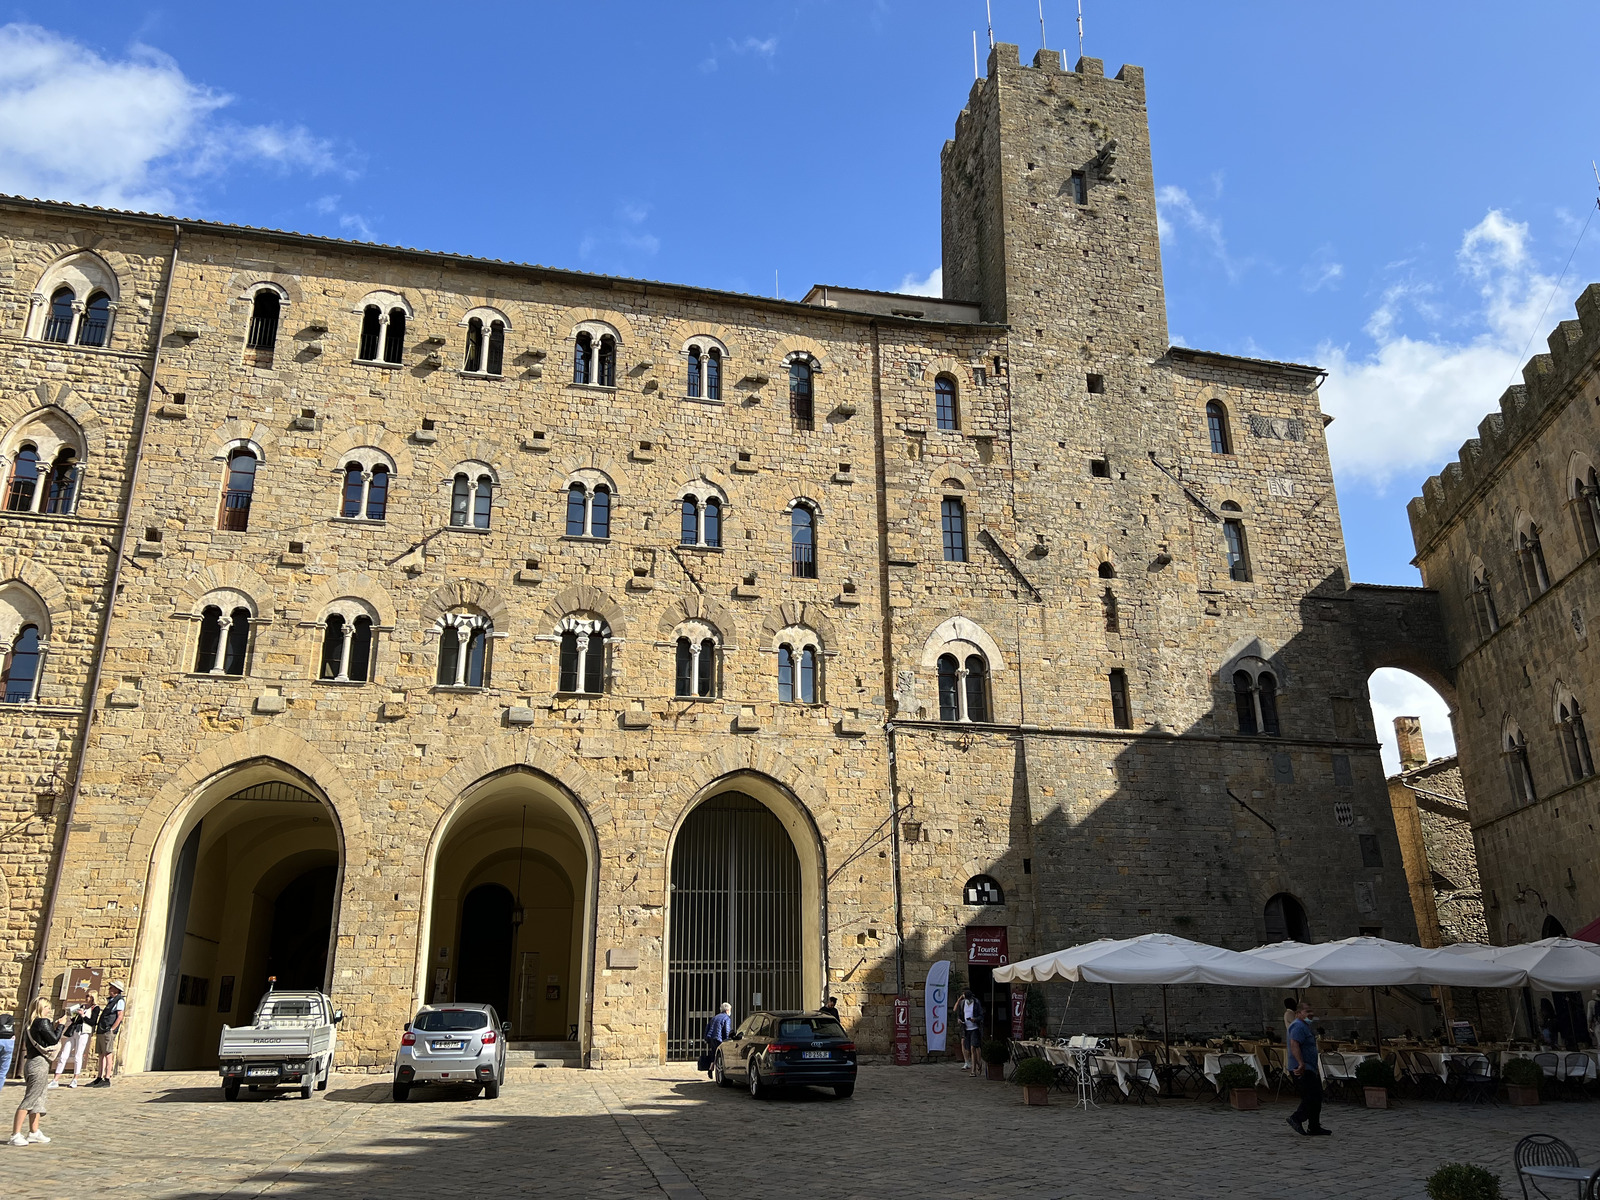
top-left (1513, 1134), bottom-right (1599, 1200)
top-left (1534, 1052), bottom-right (1561, 1101)
top-left (1456, 1054), bottom-right (1497, 1106)
top-left (1131, 1055), bottom-right (1161, 1105)
top-left (1561, 1053), bottom-right (1593, 1102)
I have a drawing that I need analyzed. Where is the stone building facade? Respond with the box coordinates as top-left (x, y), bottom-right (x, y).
top-left (3, 45), bottom-right (1428, 1072)
top-left (1409, 284), bottom-right (1600, 954)
top-left (1385, 717), bottom-right (1485, 947)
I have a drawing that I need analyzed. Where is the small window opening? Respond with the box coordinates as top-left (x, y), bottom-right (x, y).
top-left (1086, 373), bottom-right (1105, 394)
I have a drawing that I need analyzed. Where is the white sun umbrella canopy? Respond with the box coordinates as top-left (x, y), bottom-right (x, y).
top-left (1245, 936), bottom-right (1525, 988)
top-left (994, 933), bottom-right (1311, 987)
top-left (1446, 938), bottom-right (1600, 991)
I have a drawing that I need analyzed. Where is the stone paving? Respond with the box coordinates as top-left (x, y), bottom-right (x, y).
top-left (4, 1063), bottom-right (1597, 1198)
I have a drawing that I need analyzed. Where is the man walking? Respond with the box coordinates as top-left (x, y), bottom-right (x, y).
top-left (956, 988), bottom-right (984, 1076)
top-left (703, 1002), bottom-right (733, 1080)
top-left (88, 982), bottom-right (124, 1088)
top-left (1285, 999), bottom-right (1330, 1136)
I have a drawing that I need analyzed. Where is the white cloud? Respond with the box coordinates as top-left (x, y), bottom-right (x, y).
top-left (579, 201), bottom-right (660, 264)
top-left (1319, 209), bottom-right (1571, 488)
top-left (1156, 184), bottom-right (1242, 280)
top-left (0, 22), bottom-right (341, 210)
top-left (730, 36), bottom-right (779, 57)
top-left (1367, 667), bottom-right (1456, 776)
top-left (896, 267), bottom-right (942, 297)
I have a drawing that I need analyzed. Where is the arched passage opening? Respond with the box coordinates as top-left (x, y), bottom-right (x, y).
top-left (664, 774), bottom-right (825, 1061)
top-left (423, 769), bottom-right (593, 1047)
top-left (145, 773), bottom-right (342, 1071)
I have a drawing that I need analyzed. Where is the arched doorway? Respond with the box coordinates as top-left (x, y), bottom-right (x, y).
top-left (666, 789), bottom-right (814, 1060)
top-left (1264, 892), bottom-right (1311, 943)
top-left (423, 769), bottom-right (593, 1047)
top-left (147, 777), bottom-right (341, 1070)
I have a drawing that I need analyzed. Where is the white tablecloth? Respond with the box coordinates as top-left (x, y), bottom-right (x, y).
top-left (1096, 1055), bottom-right (1156, 1096)
top-left (1203, 1052), bottom-right (1267, 1089)
top-left (1318, 1050), bottom-right (1375, 1081)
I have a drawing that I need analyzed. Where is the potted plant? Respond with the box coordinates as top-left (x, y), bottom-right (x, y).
top-left (1217, 1061), bottom-right (1260, 1110)
top-left (1425, 1162), bottom-right (1503, 1200)
top-left (1014, 1055), bottom-right (1054, 1106)
top-left (1501, 1057), bottom-right (1542, 1106)
top-left (980, 1038), bottom-right (1010, 1081)
top-left (1355, 1058), bottom-right (1396, 1109)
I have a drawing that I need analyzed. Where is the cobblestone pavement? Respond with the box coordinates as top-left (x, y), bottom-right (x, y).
top-left (4, 1063), bottom-right (1596, 1198)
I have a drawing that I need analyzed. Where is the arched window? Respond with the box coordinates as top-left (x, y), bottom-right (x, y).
top-left (679, 490), bottom-right (725, 548)
top-left (680, 496), bottom-right (699, 545)
top-left (79, 292), bottom-right (111, 347)
top-left (937, 653), bottom-right (960, 721)
top-left (963, 875), bottom-right (1004, 905)
top-left (194, 605), bottom-right (252, 675)
top-left (777, 637), bottom-right (820, 704)
top-left (1, 624), bottom-right (42, 703)
top-left (43, 448), bottom-right (77, 515)
top-left (383, 307), bottom-right (406, 363)
top-left (565, 481), bottom-right (612, 539)
top-left (1263, 893), bottom-right (1310, 943)
top-left (1558, 694), bottom-right (1594, 783)
top-left (437, 613), bottom-right (492, 687)
top-left (337, 454), bottom-right (392, 521)
top-left (1517, 521), bottom-right (1550, 600)
top-left (218, 447), bottom-right (258, 531)
top-left (705, 347), bottom-right (721, 400)
top-left (703, 497), bottom-right (721, 547)
top-left (450, 472), bottom-right (493, 529)
top-left (320, 610), bottom-right (375, 683)
top-left (357, 301), bottom-right (407, 363)
top-left (597, 334), bottom-right (616, 386)
top-left (366, 465), bottom-right (390, 520)
top-left (463, 317), bottom-right (506, 375)
top-left (43, 287), bottom-right (75, 343)
top-left (1469, 561), bottom-right (1500, 638)
top-left (567, 483), bottom-right (588, 536)
top-left (791, 504), bottom-right (816, 577)
top-left (687, 345), bottom-right (702, 397)
top-left (358, 305), bottom-right (382, 361)
top-left (464, 317), bottom-right (484, 372)
top-left (246, 290), bottom-right (280, 352)
top-left (1206, 401), bottom-right (1231, 454)
top-left (941, 497), bottom-right (967, 562)
top-left (935, 374), bottom-right (959, 431)
top-left (556, 617), bottom-right (607, 693)
top-left (1223, 516), bottom-right (1251, 582)
top-left (674, 632), bottom-right (718, 699)
top-left (964, 654), bottom-right (989, 722)
top-left (937, 649), bottom-right (990, 722)
top-left (341, 464), bottom-right (365, 518)
top-left (1232, 660), bottom-right (1280, 736)
top-left (574, 331), bottom-right (593, 384)
top-left (1574, 464), bottom-right (1600, 556)
top-left (5, 446), bottom-right (39, 512)
top-left (1503, 723), bottom-right (1536, 806)
top-left (1098, 561), bottom-right (1116, 579)
top-left (790, 359), bottom-right (814, 430)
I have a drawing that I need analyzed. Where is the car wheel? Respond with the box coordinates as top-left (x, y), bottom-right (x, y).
top-left (301, 1080), bottom-right (314, 1100)
top-left (223, 1079), bottom-right (240, 1101)
top-left (833, 1083), bottom-right (855, 1099)
top-left (748, 1062), bottom-right (767, 1100)
top-left (316, 1058), bottom-right (330, 1091)
top-left (392, 1081), bottom-right (410, 1103)
top-left (484, 1079), bottom-right (500, 1100)
top-left (714, 1059), bottom-right (730, 1088)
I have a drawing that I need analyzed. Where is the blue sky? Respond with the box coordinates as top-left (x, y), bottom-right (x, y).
top-left (4, 1), bottom-right (1598, 767)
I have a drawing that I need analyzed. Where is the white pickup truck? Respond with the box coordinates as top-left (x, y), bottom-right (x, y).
top-left (218, 985), bottom-right (344, 1100)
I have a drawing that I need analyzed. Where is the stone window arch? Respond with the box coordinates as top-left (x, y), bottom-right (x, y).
top-left (191, 590), bottom-right (256, 676)
top-left (683, 335), bottom-right (728, 401)
top-left (217, 441), bottom-right (262, 532)
top-left (790, 500), bottom-right (818, 577)
top-left (564, 468), bottom-right (616, 540)
top-left (572, 321), bottom-right (620, 387)
top-left (242, 282), bottom-right (287, 362)
top-left (0, 582), bottom-right (50, 704)
top-left (1468, 556), bottom-right (1500, 638)
top-left (555, 613), bottom-right (610, 694)
top-left (673, 618), bottom-right (721, 699)
top-left (1554, 685), bottom-right (1595, 784)
top-left (2, 408), bottom-right (85, 516)
top-left (1205, 399), bottom-right (1233, 454)
top-left (775, 624), bottom-right (822, 704)
top-left (355, 291), bottom-right (412, 364)
top-left (963, 874), bottom-right (1004, 906)
top-left (461, 306), bottom-right (510, 376)
top-left (1514, 511), bottom-right (1550, 601)
top-left (434, 610), bottom-right (494, 688)
top-left (786, 352), bottom-right (819, 431)
top-left (1568, 453), bottom-right (1600, 557)
top-left (1228, 653), bottom-right (1281, 736)
top-left (317, 598), bottom-right (380, 683)
top-left (1502, 718), bottom-right (1536, 805)
top-left (336, 447), bottom-right (396, 522)
top-left (934, 373), bottom-right (960, 431)
top-left (28, 251), bottom-right (120, 347)
top-left (679, 480), bottom-right (728, 549)
top-left (447, 461), bottom-right (497, 529)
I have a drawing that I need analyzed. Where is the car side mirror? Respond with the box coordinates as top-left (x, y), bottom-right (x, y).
top-left (333, 1010), bottom-right (345, 1024)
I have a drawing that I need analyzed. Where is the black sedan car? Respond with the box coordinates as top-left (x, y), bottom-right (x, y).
top-left (713, 1010), bottom-right (857, 1099)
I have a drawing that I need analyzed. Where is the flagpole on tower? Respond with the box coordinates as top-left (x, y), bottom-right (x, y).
top-left (1077, 0), bottom-right (1085, 60)
top-left (1039, 1), bottom-right (1047, 49)
top-left (972, 30), bottom-right (979, 79)
top-left (986, 0), bottom-right (994, 48)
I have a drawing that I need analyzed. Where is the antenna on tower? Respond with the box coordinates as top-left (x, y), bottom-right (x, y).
top-left (972, 31), bottom-right (980, 79)
top-left (1039, 0), bottom-right (1047, 49)
top-left (1077, 0), bottom-right (1085, 60)
top-left (986, 0), bottom-right (994, 48)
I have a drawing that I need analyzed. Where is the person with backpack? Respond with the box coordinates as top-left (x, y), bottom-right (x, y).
top-left (10, 998), bottom-right (61, 1147)
top-left (50, 996), bottom-right (95, 1089)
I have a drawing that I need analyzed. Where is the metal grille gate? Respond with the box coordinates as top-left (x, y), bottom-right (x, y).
top-left (666, 793), bottom-right (803, 1059)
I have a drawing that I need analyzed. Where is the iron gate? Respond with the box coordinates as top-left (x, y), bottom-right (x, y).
top-left (667, 793), bottom-right (803, 1059)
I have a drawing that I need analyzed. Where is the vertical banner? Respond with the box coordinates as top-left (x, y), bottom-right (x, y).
top-left (925, 960), bottom-right (950, 1053)
top-left (1010, 985), bottom-right (1026, 1038)
top-left (893, 996), bottom-right (912, 1064)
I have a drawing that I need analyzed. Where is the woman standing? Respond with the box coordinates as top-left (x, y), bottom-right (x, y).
top-left (10, 998), bottom-right (61, 1147)
top-left (50, 996), bottom-right (94, 1089)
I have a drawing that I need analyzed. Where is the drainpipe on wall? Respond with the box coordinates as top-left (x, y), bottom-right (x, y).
top-left (25, 223), bottom-right (182, 1008)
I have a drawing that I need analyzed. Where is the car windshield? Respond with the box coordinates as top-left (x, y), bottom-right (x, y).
top-left (779, 1018), bottom-right (846, 1040)
top-left (414, 1009), bottom-right (490, 1033)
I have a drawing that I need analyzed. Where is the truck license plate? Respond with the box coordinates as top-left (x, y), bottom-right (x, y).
top-left (432, 1040), bottom-right (464, 1051)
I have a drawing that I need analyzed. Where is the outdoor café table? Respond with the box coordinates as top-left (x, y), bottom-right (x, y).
top-left (1408, 1050), bottom-right (1452, 1082)
top-left (1318, 1050), bottom-right (1373, 1085)
top-left (1501, 1049), bottom-right (1598, 1081)
top-left (1518, 1162), bottom-right (1600, 1196)
top-left (1096, 1055), bottom-right (1141, 1097)
top-left (1203, 1051), bottom-right (1268, 1091)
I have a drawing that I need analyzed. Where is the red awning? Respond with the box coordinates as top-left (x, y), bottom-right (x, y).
top-left (1574, 916), bottom-right (1600, 945)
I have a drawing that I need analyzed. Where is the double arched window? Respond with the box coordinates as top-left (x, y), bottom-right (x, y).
top-left (41, 286), bottom-right (112, 347)
top-left (319, 603), bottom-right (377, 683)
top-left (0, 584), bottom-right (50, 704)
top-left (218, 446), bottom-right (259, 531)
top-left (1232, 658), bottom-right (1280, 736)
top-left (1468, 559), bottom-right (1499, 638)
top-left (30, 252), bottom-right (119, 347)
top-left (556, 616), bottom-right (608, 694)
top-left (573, 329), bottom-right (617, 386)
top-left (935, 374), bottom-right (959, 431)
top-left (1572, 459), bottom-right (1600, 557)
top-left (1503, 721), bottom-right (1536, 805)
top-left (791, 502), bottom-right (817, 577)
top-left (463, 310), bottom-right (507, 375)
top-left (358, 303), bottom-right (407, 364)
top-left (1206, 401), bottom-right (1232, 454)
top-left (194, 603), bottom-right (253, 676)
top-left (673, 623), bottom-right (720, 699)
top-left (789, 356), bottom-right (816, 431)
top-left (686, 342), bottom-right (723, 400)
top-left (680, 490), bottom-right (723, 548)
top-left (1516, 515), bottom-right (1550, 601)
top-left (1556, 690), bottom-right (1594, 784)
top-left (776, 630), bottom-right (820, 704)
top-left (937, 650), bottom-right (990, 722)
top-left (5, 445), bottom-right (78, 515)
top-left (450, 469), bottom-right (494, 529)
top-left (338, 453), bottom-right (392, 521)
top-left (565, 480), bottom-right (612, 539)
top-left (437, 612), bottom-right (492, 688)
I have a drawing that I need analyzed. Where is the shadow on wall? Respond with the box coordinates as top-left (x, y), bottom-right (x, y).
top-left (886, 571), bottom-right (1461, 1046)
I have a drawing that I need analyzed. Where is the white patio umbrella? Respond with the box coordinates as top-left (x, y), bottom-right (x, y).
top-left (1443, 938), bottom-right (1600, 992)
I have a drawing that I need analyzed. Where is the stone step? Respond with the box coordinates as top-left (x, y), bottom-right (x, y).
top-left (506, 1041), bottom-right (582, 1070)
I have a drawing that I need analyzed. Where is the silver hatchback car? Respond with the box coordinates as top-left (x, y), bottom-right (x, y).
top-left (393, 1004), bottom-right (507, 1101)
